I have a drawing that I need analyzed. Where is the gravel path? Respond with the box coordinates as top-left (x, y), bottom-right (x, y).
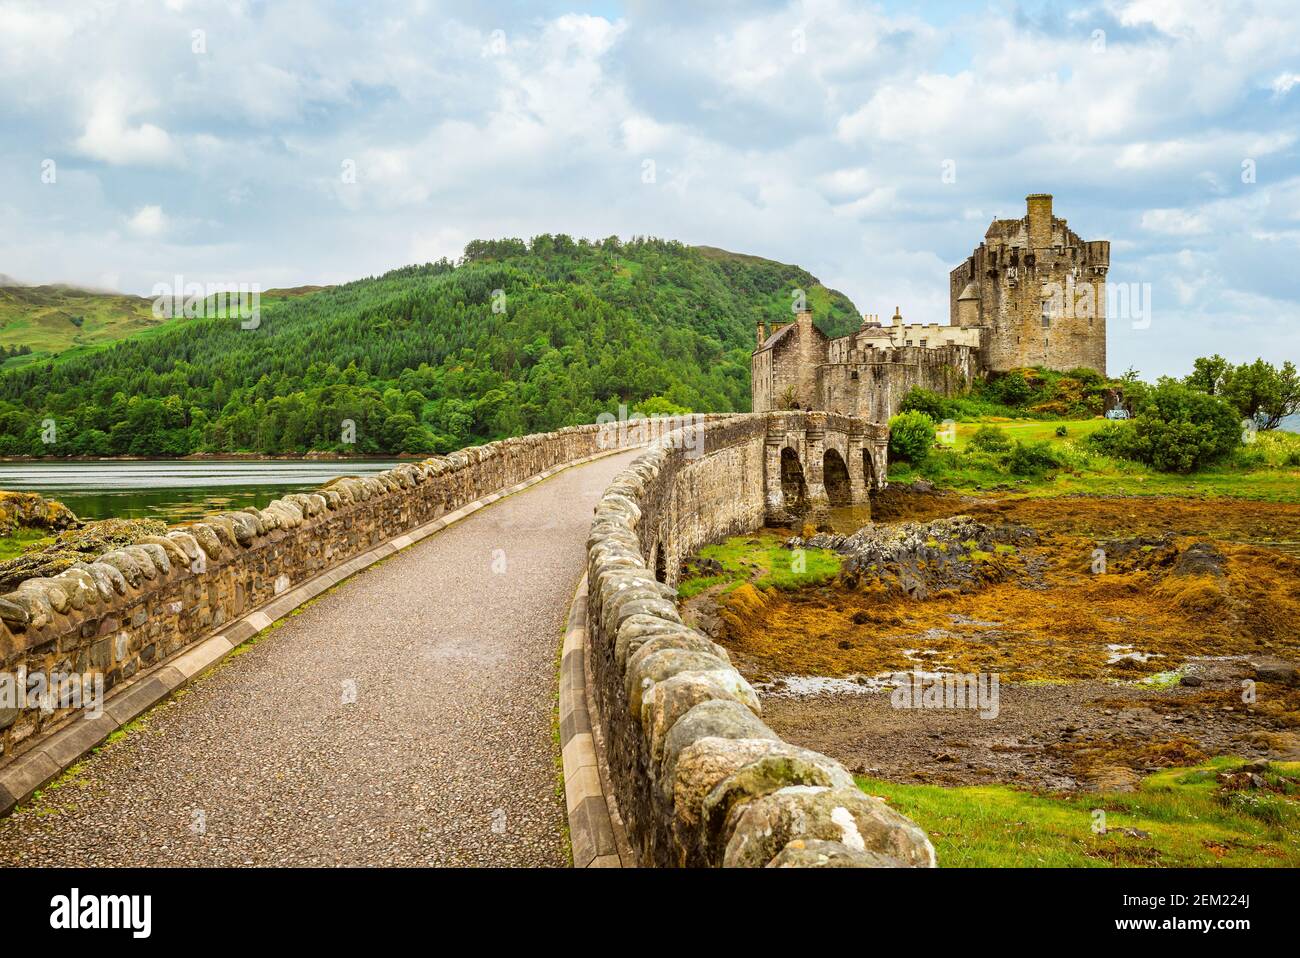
top-left (0, 451), bottom-right (639, 867)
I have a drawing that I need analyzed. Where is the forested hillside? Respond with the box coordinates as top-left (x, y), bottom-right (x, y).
top-left (0, 237), bottom-right (860, 456)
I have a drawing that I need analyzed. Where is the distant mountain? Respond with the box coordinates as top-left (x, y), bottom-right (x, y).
top-left (0, 236), bottom-right (861, 456)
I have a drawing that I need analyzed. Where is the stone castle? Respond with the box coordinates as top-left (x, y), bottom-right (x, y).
top-left (752, 194), bottom-right (1110, 421)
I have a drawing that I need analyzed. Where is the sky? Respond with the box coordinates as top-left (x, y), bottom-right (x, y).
top-left (1, 0), bottom-right (1298, 379)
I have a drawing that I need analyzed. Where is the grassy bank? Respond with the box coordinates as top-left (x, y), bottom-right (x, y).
top-left (676, 532), bottom-right (841, 599)
top-left (0, 527), bottom-right (52, 561)
top-left (893, 418), bottom-right (1300, 503)
top-left (856, 758), bottom-right (1300, 867)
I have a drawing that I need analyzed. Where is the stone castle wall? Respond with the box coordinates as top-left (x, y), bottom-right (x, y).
top-left (585, 412), bottom-right (935, 868)
top-left (819, 345), bottom-right (978, 421)
top-left (0, 425), bottom-right (628, 766)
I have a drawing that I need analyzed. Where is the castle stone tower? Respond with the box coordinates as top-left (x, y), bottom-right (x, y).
top-left (949, 194), bottom-right (1108, 375)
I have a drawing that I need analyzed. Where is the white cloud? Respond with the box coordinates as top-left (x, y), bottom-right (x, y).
top-left (126, 205), bottom-right (167, 238)
top-left (1272, 72), bottom-right (1300, 96)
top-left (75, 86), bottom-right (178, 167)
top-left (1140, 208), bottom-right (1211, 236)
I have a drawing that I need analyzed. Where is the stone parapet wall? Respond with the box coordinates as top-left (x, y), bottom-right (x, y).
top-left (0, 423), bottom-right (632, 767)
top-left (585, 411), bottom-right (936, 868)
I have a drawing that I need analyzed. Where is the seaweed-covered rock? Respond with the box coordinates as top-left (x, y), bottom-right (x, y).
top-left (796, 515), bottom-right (1033, 598)
top-left (0, 491), bottom-right (79, 536)
top-left (1172, 540), bottom-right (1226, 578)
top-left (0, 551), bottom-right (83, 592)
top-left (52, 518), bottom-right (167, 554)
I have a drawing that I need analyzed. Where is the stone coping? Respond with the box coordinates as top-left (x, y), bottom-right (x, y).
top-left (0, 446), bottom-right (629, 819)
top-left (584, 412), bottom-right (938, 867)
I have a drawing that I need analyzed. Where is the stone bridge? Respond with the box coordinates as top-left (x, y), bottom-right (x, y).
top-left (0, 412), bottom-right (933, 868)
top-left (761, 411), bottom-right (889, 528)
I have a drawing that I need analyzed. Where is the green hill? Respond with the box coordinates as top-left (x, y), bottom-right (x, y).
top-left (0, 236), bottom-right (861, 456)
top-left (0, 282), bottom-right (330, 366)
top-left (0, 284), bottom-right (161, 360)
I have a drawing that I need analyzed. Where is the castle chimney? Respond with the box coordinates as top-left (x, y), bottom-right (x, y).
top-left (756, 319), bottom-right (766, 348)
top-left (892, 306), bottom-right (902, 325)
top-left (1027, 193), bottom-right (1053, 250)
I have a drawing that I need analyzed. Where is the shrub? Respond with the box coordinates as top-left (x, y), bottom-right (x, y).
top-left (1055, 425), bottom-right (1068, 437)
top-left (899, 386), bottom-right (949, 422)
top-left (1005, 439), bottom-right (1062, 476)
top-left (888, 410), bottom-right (937, 463)
top-left (993, 371), bottom-right (1034, 406)
top-left (1088, 382), bottom-right (1240, 472)
top-left (969, 424), bottom-right (1013, 453)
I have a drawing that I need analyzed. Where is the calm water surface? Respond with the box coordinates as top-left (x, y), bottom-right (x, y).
top-left (0, 460), bottom-right (400, 521)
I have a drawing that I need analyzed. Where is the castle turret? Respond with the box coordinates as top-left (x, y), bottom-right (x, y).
top-left (956, 282), bottom-right (979, 327)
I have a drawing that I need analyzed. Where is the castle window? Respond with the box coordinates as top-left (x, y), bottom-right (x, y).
top-left (1040, 299), bottom-right (1052, 328)
top-left (905, 340), bottom-right (913, 347)
top-left (919, 338), bottom-right (927, 347)
top-left (850, 370), bottom-right (859, 381)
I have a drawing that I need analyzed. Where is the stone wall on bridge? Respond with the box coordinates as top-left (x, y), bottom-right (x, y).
top-left (586, 411), bottom-right (936, 868)
top-left (0, 423), bottom-right (646, 767)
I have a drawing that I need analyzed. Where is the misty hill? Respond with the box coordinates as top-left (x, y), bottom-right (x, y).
top-left (0, 236), bottom-right (861, 456)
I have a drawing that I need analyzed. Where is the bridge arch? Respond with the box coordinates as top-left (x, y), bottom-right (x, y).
top-left (779, 447), bottom-right (808, 517)
top-left (822, 448), bottom-right (851, 506)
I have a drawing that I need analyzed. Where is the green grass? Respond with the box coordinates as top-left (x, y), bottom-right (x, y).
top-left (0, 526), bottom-right (52, 560)
top-left (676, 532), bottom-right (842, 599)
top-left (897, 417), bottom-right (1300, 503)
top-left (949, 418), bottom-right (1109, 449)
top-left (857, 757), bottom-right (1300, 867)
